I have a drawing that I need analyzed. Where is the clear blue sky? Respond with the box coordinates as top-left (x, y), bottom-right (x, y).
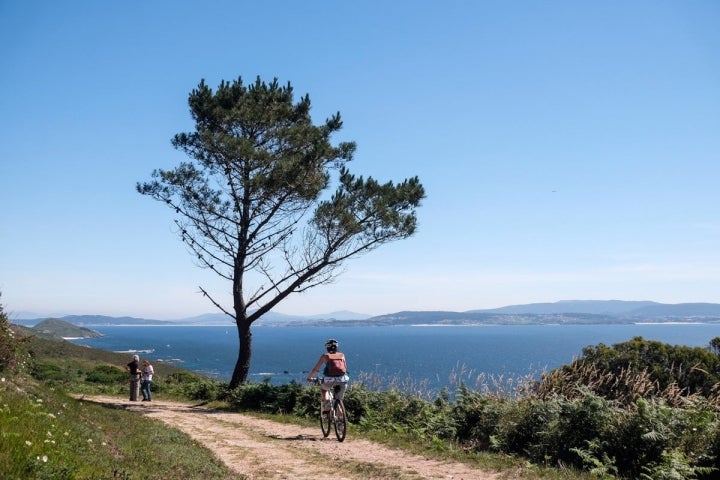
top-left (1, 1), bottom-right (719, 319)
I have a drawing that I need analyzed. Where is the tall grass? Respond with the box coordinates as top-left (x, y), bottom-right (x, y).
top-left (0, 374), bottom-right (239, 480)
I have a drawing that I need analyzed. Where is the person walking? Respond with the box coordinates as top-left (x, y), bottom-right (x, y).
top-left (306, 338), bottom-right (349, 412)
top-left (140, 359), bottom-right (154, 401)
top-left (125, 354), bottom-right (141, 401)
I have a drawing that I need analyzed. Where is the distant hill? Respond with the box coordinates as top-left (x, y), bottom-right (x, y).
top-left (363, 310), bottom-right (625, 326)
top-left (475, 300), bottom-right (661, 315)
top-left (366, 301), bottom-right (720, 326)
top-left (473, 300), bottom-right (720, 318)
top-left (11, 310), bottom-right (373, 327)
top-left (630, 303), bottom-right (720, 317)
top-left (176, 309), bottom-right (371, 325)
top-left (305, 310), bottom-right (372, 321)
top-left (32, 318), bottom-right (103, 339)
top-left (11, 315), bottom-right (176, 327)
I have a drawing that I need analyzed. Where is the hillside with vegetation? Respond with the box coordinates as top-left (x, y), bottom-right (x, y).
top-left (3, 294), bottom-right (720, 479)
top-left (0, 297), bottom-right (237, 480)
top-left (31, 318), bottom-right (103, 339)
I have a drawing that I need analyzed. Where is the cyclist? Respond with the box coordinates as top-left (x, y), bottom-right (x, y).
top-left (307, 338), bottom-right (349, 412)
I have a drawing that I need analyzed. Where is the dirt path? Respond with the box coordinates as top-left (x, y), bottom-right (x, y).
top-left (76, 395), bottom-right (510, 480)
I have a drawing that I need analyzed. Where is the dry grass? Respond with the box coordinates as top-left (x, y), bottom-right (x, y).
top-left (535, 360), bottom-right (720, 410)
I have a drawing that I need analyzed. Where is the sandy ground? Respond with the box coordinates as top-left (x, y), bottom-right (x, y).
top-left (75, 395), bottom-right (513, 480)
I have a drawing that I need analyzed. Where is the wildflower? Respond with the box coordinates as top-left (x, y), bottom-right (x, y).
top-left (87, 439), bottom-right (93, 443)
top-left (47, 413), bottom-right (56, 419)
top-left (1, 377), bottom-right (5, 382)
top-left (36, 455), bottom-right (48, 463)
top-left (25, 440), bottom-right (32, 446)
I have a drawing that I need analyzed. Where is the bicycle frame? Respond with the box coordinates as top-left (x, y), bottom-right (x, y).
top-left (309, 377), bottom-right (347, 442)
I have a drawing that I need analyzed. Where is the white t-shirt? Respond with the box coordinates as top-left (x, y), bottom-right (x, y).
top-left (142, 365), bottom-right (154, 381)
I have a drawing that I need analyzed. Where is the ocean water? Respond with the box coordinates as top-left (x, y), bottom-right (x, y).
top-left (69, 323), bottom-right (720, 393)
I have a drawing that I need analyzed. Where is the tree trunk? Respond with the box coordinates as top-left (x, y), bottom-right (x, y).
top-left (229, 319), bottom-right (252, 389)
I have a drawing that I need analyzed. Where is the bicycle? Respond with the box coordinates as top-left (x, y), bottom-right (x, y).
top-left (309, 377), bottom-right (347, 442)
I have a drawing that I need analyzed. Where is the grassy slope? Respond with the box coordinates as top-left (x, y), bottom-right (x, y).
top-left (1, 327), bottom-right (239, 480)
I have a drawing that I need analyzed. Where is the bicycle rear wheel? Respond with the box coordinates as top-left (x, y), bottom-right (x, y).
top-left (333, 399), bottom-right (347, 442)
top-left (319, 402), bottom-right (331, 437)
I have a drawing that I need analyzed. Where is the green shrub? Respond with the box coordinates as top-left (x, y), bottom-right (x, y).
top-left (0, 293), bottom-right (31, 374)
top-left (607, 399), bottom-right (680, 477)
top-left (85, 365), bottom-right (125, 384)
top-left (31, 362), bottom-right (65, 382)
top-left (452, 386), bottom-right (504, 449)
top-left (182, 380), bottom-right (221, 400)
top-left (225, 380), bottom-right (305, 413)
top-left (548, 337), bottom-right (720, 403)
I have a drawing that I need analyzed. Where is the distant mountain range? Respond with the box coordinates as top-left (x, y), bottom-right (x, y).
top-left (9, 300), bottom-right (720, 327)
top-left (10, 309), bottom-right (373, 327)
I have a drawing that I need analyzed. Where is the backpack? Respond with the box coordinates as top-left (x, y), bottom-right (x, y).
top-left (324, 354), bottom-right (347, 376)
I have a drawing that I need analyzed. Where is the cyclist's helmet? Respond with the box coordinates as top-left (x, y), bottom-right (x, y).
top-left (325, 338), bottom-right (339, 353)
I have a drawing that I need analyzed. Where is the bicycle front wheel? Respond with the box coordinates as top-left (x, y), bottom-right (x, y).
top-left (333, 399), bottom-right (347, 442)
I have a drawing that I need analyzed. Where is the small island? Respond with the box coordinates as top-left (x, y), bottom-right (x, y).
top-left (32, 318), bottom-right (102, 339)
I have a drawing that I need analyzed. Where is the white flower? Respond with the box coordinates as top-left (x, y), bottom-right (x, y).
top-left (25, 440), bottom-right (32, 446)
top-left (47, 413), bottom-right (56, 419)
top-left (41, 455), bottom-right (48, 463)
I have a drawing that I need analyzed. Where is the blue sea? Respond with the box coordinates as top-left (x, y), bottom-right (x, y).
top-left (69, 324), bottom-right (720, 394)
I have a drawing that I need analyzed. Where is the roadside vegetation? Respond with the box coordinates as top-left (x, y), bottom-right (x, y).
top-left (3, 296), bottom-right (720, 479)
top-left (0, 297), bottom-right (237, 480)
